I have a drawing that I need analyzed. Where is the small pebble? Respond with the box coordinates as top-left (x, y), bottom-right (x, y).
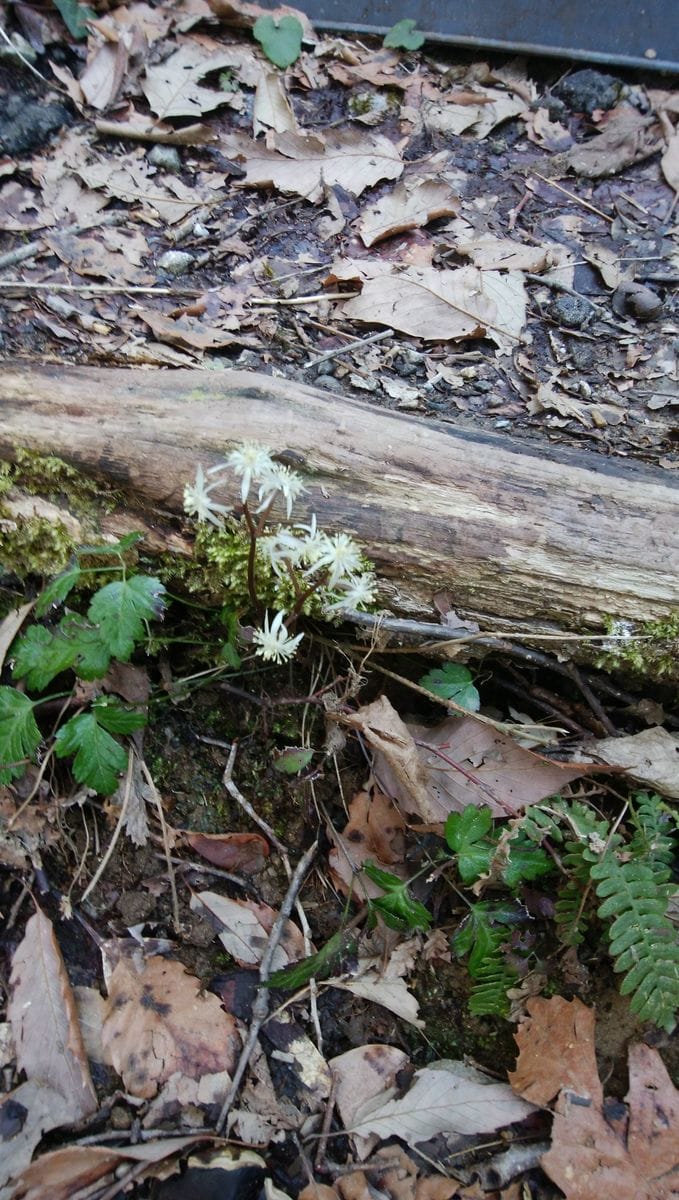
top-left (315, 360), bottom-right (336, 376)
top-left (157, 250), bottom-right (194, 276)
top-left (550, 294), bottom-right (592, 329)
top-left (148, 144), bottom-right (182, 173)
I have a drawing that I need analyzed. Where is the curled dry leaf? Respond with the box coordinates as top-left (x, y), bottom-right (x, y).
top-left (253, 70), bottom-right (297, 136)
top-left (583, 725), bottom-right (679, 799)
top-left (562, 108), bottom-right (661, 178)
top-left (142, 42), bottom-right (249, 119)
top-left (101, 955), bottom-right (241, 1099)
top-left (358, 179), bottom-right (459, 248)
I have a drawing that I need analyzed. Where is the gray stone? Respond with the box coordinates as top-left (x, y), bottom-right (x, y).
top-left (157, 250), bottom-right (194, 276)
top-left (550, 294), bottom-right (592, 329)
top-left (148, 144), bottom-right (182, 173)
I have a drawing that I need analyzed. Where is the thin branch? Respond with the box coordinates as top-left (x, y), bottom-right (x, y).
top-left (304, 327), bottom-right (394, 370)
top-left (80, 749), bottom-right (134, 903)
top-left (215, 839), bottom-right (318, 1134)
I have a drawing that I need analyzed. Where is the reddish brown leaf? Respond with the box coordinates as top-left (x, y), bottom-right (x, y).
top-left (509, 996), bottom-right (601, 1106)
top-left (184, 830), bottom-right (269, 873)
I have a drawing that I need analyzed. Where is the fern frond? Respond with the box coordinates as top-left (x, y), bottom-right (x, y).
top-left (629, 793), bottom-right (675, 873)
top-left (468, 955), bottom-right (515, 1017)
top-left (590, 854), bottom-right (679, 1032)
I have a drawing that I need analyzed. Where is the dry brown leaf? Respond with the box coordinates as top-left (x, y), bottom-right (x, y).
top-left (563, 108), bottom-right (661, 178)
top-left (253, 69), bottom-right (297, 136)
top-left (524, 106), bottom-right (573, 152)
top-left (142, 41), bottom-right (248, 118)
top-left (208, 0), bottom-right (315, 39)
top-left (101, 955), bottom-right (240, 1099)
top-left (331, 961), bottom-right (423, 1029)
top-left (328, 259), bottom-right (525, 349)
top-left (182, 830), bottom-right (269, 873)
top-left (191, 890), bottom-right (308, 967)
top-left (330, 1044), bottom-right (409, 1142)
top-left (222, 128), bottom-right (403, 201)
top-left (423, 88), bottom-right (524, 140)
top-left (0, 1081), bottom-right (72, 1197)
top-left (9, 1136), bottom-right (207, 1200)
top-left (358, 179), bottom-right (459, 248)
top-left (46, 228), bottom-right (151, 284)
top-left (509, 996), bottom-right (600, 1106)
top-left (339, 698), bottom-right (433, 821)
top-left (79, 38), bottom-right (129, 110)
top-left (135, 309), bottom-right (250, 351)
top-left (584, 725), bottom-right (679, 799)
top-left (529, 379), bottom-right (625, 428)
top-left (8, 909), bottom-right (97, 1120)
top-left (328, 789), bottom-right (407, 897)
top-left (448, 220), bottom-right (568, 273)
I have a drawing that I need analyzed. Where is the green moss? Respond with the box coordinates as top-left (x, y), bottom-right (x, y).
top-left (595, 613), bottom-right (679, 679)
top-left (0, 514), bottom-right (76, 578)
top-left (9, 449), bottom-right (116, 515)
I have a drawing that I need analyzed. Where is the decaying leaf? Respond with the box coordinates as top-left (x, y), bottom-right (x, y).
top-left (358, 178), bottom-right (459, 248)
top-left (101, 955), bottom-right (241, 1098)
top-left (584, 725), bottom-right (679, 799)
top-left (423, 88), bottom-right (524, 140)
top-left (327, 259), bottom-right (525, 349)
top-left (9, 1136), bottom-right (208, 1200)
top-left (447, 219), bottom-right (569, 273)
top-left (253, 69), bottom-right (297, 135)
top-left (182, 829), bottom-right (269, 872)
top-left (191, 890), bottom-right (308, 967)
top-left (9, 909), bottom-right (97, 1121)
top-left (330, 1043), bottom-right (409, 1150)
top-left (511, 996), bottom-right (679, 1200)
top-left (563, 108), bottom-right (661, 178)
top-left (328, 789), bottom-right (407, 897)
top-left (0, 603), bottom-right (33, 673)
top-left (347, 1058), bottom-right (536, 1144)
top-left (331, 958), bottom-right (424, 1029)
top-left (221, 127), bottom-right (403, 201)
top-left (142, 41), bottom-right (248, 118)
top-left (135, 309), bottom-right (249, 351)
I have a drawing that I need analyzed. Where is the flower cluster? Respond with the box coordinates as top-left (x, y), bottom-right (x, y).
top-left (184, 442), bottom-right (378, 663)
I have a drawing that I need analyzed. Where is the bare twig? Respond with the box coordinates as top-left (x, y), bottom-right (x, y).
top-left (304, 327), bottom-right (394, 370)
top-left (249, 292), bottom-right (360, 307)
top-left (215, 839), bottom-right (318, 1133)
top-left (223, 742), bottom-right (286, 856)
top-left (141, 758), bottom-right (180, 932)
top-left (0, 280), bottom-right (200, 296)
top-left (530, 171), bottom-right (613, 223)
top-left (80, 750), bottom-right (135, 904)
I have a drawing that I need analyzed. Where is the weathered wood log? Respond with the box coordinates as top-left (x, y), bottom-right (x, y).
top-left (1, 364), bottom-right (678, 641)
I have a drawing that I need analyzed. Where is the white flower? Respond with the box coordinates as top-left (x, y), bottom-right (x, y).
top-left (226, 443), bottom-right (274, 503)
top-left (257, 464), bottom-right (306, 518)
top-left (183, 465), bottom-right (230, 527)
top-left (324, 572), bottom-right (377, 613)
top-left (252, 610), bottom-right (304, 663)
top-left (308, 532), bottom-right (363, 587)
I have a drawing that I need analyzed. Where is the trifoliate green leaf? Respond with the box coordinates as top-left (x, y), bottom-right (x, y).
top-left (55, 711), bottom-right (128, 795)
top-left (0, 687), bottom-right (41, 784)
top-left (419, 664), bottom-right (480, 712)
top-left (253, 14), bottom-right (303, 68)
top-left (91, 697), bottom-right (146, 735)
top-left (383, 19), bottom-right (425, 50)
top-left (445, 805), bottom-right (494, 883)
top-left (363, 860), bottom-right (431, 930)
top-left (12, 625), bottom-right (78, 692)
top-left (87, 575), bottom-right (166, 661)
top-left (35, 565), bottom-right (82, 617)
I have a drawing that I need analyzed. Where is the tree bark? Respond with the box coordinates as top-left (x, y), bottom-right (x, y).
top-left (1, 363), bottom-right (677, 635)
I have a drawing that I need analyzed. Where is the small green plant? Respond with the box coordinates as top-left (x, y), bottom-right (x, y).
top-left (363, 861), bottom-right (432, 931)
top-left (253, 14), bottom-right (304, 68)
top-left (183, 444), bottom-right (377, 663)
top-left (1, 534), bottom-right (164, 795)
top-left (383, 19), bottom-right (425, 50)
top-left (53, 0), bottom-right (95, 39)
top-left (451, 900), bottom-right (523, 1017)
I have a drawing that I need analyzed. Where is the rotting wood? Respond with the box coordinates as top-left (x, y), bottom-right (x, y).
top-left (0, 363), bottom-right (677, 638)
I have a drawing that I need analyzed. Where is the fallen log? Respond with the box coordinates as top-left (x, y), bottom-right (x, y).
top-left (0, 364), bottom-right (677, 643)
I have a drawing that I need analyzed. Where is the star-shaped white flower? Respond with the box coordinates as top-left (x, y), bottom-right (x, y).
top-left (324, 572), bottom-right (377, 613)
top-left (257, 464), bottom-right (306, 519)
top-left (183, 465), bottom-right (230, 527)
top-left (309, 532), bottom-right (362, 587)
top-left (251, 610), bottom-right (304, 663)
top-left (225, 443), bottom-right (274, 503)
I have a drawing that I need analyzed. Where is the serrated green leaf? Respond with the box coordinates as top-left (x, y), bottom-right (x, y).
top-left (35, 565), bottom-right (82, 617)
top-left (383, 18), bottom-right (425, 50)
top-left (76, 532), bottom-right (143, 557)
top-left (0, 687), bottom-right (41, 783)
top-left (55, 711), bottom-right (128, 794)
top-left (253, 14), bottom-right (303, 68)
top-left (59, 617), bottom-right (112, 680)
top-left (92, 697), bottom-right (146, 735)
top-left (12, 625), bottom-right (77, 692)
top-left (419, 664), bottom-right (480, 712)
top-left (87, 575), bottom-right (166, 660)
top-left (53, 0), bottom-right (95, 38)
top-left (445, 805), bottom-right (493, 883)
top-left (273, 746), bottom-right (314, 775)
